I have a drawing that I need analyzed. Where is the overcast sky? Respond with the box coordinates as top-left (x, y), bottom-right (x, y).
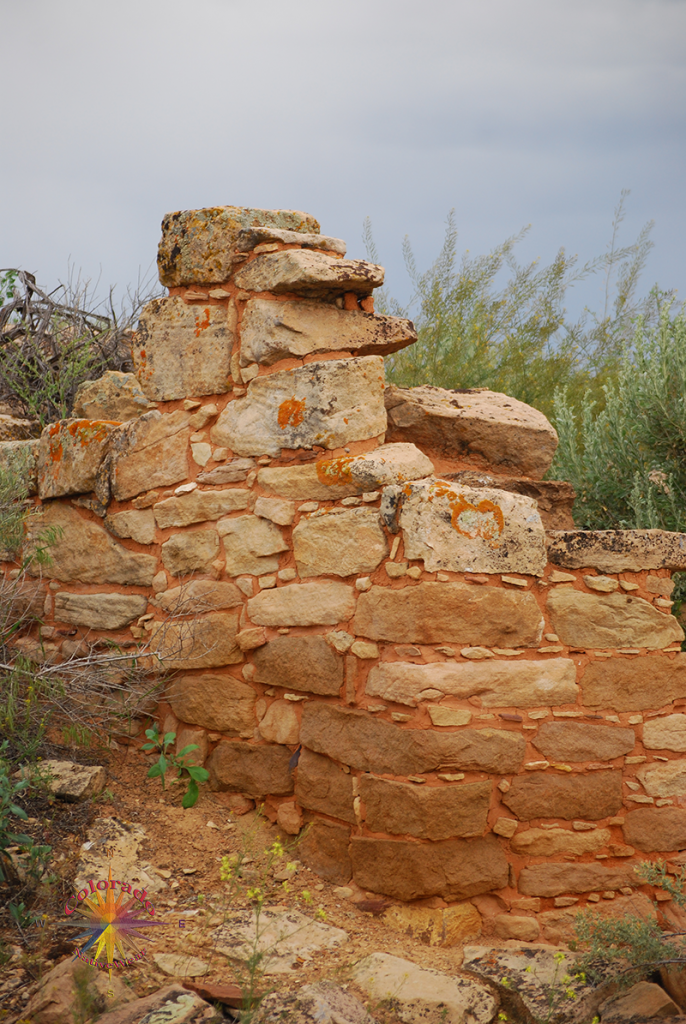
top-left (2, 0), bottom-right (685, 315)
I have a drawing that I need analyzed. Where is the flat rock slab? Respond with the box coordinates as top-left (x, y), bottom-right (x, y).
top-left (54, 592), bottom-right (148, 630)
top-left (351, 952), bottom-right (498, 1024)
top-left (383, 478), bottom-right (547, 575)
top-left (212, 907), bottom-right (348, 974)
top-left (252, 982), bottom-right (375, 1024)
top-left (153, 488), bottom-right (249, 528)
top-left (235, 224), bottom-right (345, 254)
top-left (210, 356), bottom-right (386, 457)
top-left (623, 806), bottom-right (686, 852)
top-left (75, 816), bottom-right (165, 894)
top-left (531, 720), bottom-right (635, 761)
top-left (240, 298), bottom-right (416, 364)
top-left (16, 759), bottom-right (106, 801)
top-left (73, 371), bottom-right (153, 421)
top-left (547, 528), bottom-right (686, 571)
top-left (252, 635), bottom-right (343, 695)
top-left (360, 775), bottom-right (491, 840)
top-left (234, 250), bottom-right (384, 299)
top-left (385, 383), bottom-right (558, 478)
top-left (462, 945), bottom-right (582, 1019)
top-left (547, 586), bottom-right (683, 650)
top-left (247, 581), bottom-right (356, 626)
top-left (95, 986), bottom-right (220, 1024)
top-left (295, 748), bottom-right (355, 823)
top-left (518, 861), bottom-right (633, 897)
top-left (153, 953), bottom-right (209, 977)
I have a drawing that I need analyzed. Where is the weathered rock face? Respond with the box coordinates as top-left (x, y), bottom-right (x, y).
top-left (166, 674), bottom-right (255, 735)
top-left (293, 508), bottom-right (388, 577)
top-left (240, 298), bottom-right (416, 365)
top-left (153, 488), bottom-right (249, 528)
top-left (161, 530), bottom-right (220, 575)
top-left (295, 749), bottom-right (355, 823)
top-left (359, 776), bottom-right (492, 840)
top-left (581, 654), bottom-right (686, 711)
top-left (350, 835), bottom-right (509, 900)
top-left (150, 611), bottom-right (241, 669)
top-left (384, 384), bottom-right (558, 478)
top-left (207, 739), bottom-right (294, 796)
top-left (54, 592), bottom-right (148, 630)
top-left (109, 409), bottom-right (190, 500)
top-left (511, 827), bottom-right (611, 856)
top-left (643, 713), bottom-right (686, 751)
top-left (502, 772), bottom-right (623, 820)
top-left (38, 419), bottom-right (117, 499)
top-left (134, 297), bottom-right (234, 401)
top-left (158, 206), bottom-right (321, 287)
top-left (258, 700), bottom-right (300, 745)
top-left (623, 807), bottom-right (686, 851)
top-left (234, 251), bottom-right (384, 299)
top-left (105, 508), bottom-right (156, 545)
top-left (210, 356), bottom-right (386, 457)
top-left (383, 479), bottom-right (547, 576)
top-left (252, 635), bottom-right (343, 695)
top-left (300, 704), bottom-right (525, 775)
top-left (258, 443), bottom-right (434, 500)
top-left (235, 224), bottom-right (345, 254)
top-left (247, 582), bottom-right (356, 626)
top-left (299, 821), bottom-right (352, 885)
top-left (153, 579), bottom-right (243, 613)
top-left (531, 721), bottom-right (635, 762)
top-left (28, 503), bottom-right (156, 585)
top-left (73, 371), bottom-right (153, 421)
top-left (547, 528), bottom-right (686, 572)
top-left (366, 658), bottom-right (578, 708)
top-left (637, 760), bottom-right (686, 797)
top-left (382, 904), bottom-right (482, 949)
top-left (198, 457), bottom-right (255, 485)
top-left (354, 582), bottom-right (543, 646)
top-left (547, 586), bottom-right (684, 649)
top-left (518, 863), bottom-right (633, 897)
top-left (218, 515), bottom-right (288, 576)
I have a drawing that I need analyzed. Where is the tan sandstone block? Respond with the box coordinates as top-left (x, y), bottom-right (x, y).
top-left (217, 515), bottom-right (288, 576)
top-left (300, 821), bottom-right (352, 885)
top-left (623, 806), bottom-right (686, 852)
top-left (234, 223), bottom-right (344, 255)
top-left (493, 916), bottom-right (540, 942)
top-left (366, 658), bottom-right (576, 708)
top-left (637, 761), bottom-right (686, 798)
top-left (234, 250), bottom-right (384, 299)
top-left (547, 529), bottom-right (686, 572)
top-left (133, 297), bottom-right (234, 400)
top-left (300, 703), bottom-right (524, 775)
top-left (384, 479), bottom-right (547, 576)
top-left (258, 700), bottom-right (300, 745)
top-left (354, 582), bottom-right (543, 647)
top-left (161, 530), bottom-right (220, 576)
top-left (73, 371), bottom-right (153, 421)
top-left (207, 739), bottom-right (294, 797)
top-left (153, 579), bottom-right (243, 613)
top-left (295, 748), bottom-right (355, 823)
top-left (359, 776), bottom-right (491, 840)
top-left (253, 496), bottom-right (295, 526)
top-left (293, 508), bottom-right (388, 578)
top-left (382, 903), bottom-right (482, 947)
top-left (531, 721), bottom-right (635, 762)
top-left (109, 409), bottom-right (191, 500)
top-left (502, 772), bottom-right (623, 820)
top-left (427, 706), bottom-right (473, 726)
top-left (518, 862), bottom-right (633, 897)
top-left (547, 587), bottom-right (683, 650)
top-left (511, 827), bottom-right (611, 856)
top-left (647, 575), bottom-right (675, 597)
top-left (240, 298), bottom-right (416, 365)
top-left (38, 419), bottom-right (117, 499)
top-left (351, 835), bottom-right (508, 901)
top-left (150, 611), bottom-right (241, 669)
top-left (581, 654), bottom-right (686, 712)
top-left (167, 674), bottom-right (255, 736)
top-left (643, 713), bottom-right (686, 751)
top-left (247, 582), bottom-right (355, 627)
top-left (105, 509), bottom-right (156, 545)
top-left (54, 592), bottom-right (148, 630)
top-left (384, 383), bottom-right (558, 478)
top-left (252, 635), bottom-right (343, 695)
top-left (153, 488), bottom-right (249, 528)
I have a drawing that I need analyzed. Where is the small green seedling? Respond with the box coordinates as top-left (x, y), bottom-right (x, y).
top-left (141, 725), bottom-right (209, 808)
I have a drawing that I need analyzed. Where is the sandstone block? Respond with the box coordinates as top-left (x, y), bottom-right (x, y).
top-left (174, 726), bottom-right (208, 767)
top-left (252, 635), bottom-right (343, 695)
top-left (293, 508), bottom-right (388, 578)
top-left (153, 578), bottom-right (243, 613)
top-left (198, 457), bottom-right (256, 485)
top-left (354, 582), bottom-right (543, 646)
top-left (623, 806), bottom-right (686, 851)
top-left (449, 470), bottom-right (576, 531)
top-left (547, 586), bottom-right (683, 650)
top-left (247, 582), bottom-right (355, 626)
top-left (547, 528), bottom-right (686, 572)
top-left (211, 356), bottom-right (386, 457)
top-left (360, 776), bottom-right (491, 840)
top-left (384, 384), bottom-right (558, 478)
top-left (54, 592), bottom-right (148, 630)
top-left (294, 749), bottom-right (355, 823)
top-left (493, 916), bottom-right (540, 942)
top-left (73, 371), bottom-right (153, 421)
top-left (153, 488), bottom-right (249, 528)
top-left (38, 419), bottom-right (116, 499)
top-left (110, 410), bottom-right (190, 500)
top-left (207, 739), bottom-right (294, 796)
top-left (637, 761), bottom-right (686, 797)
top-left (258, 443), bottom-right (434, 500)
top-left (427, 706), bottom-right (473, 726)
top-left (234, 224), bottom-right (344, 254)
top-left (218, 515), bottom-right (288, 576)
top-left (158, 206), bottom-right (320, 287)
top-left (502, 772), bottom-right (623, 820)
top-left (258, 700), bottom-right (299, 745)
top-left (582, 654), bottom-right (686, 711)
top-left (643, 713), bottom-right (686, 751)
top-left (134, 296), bottom-right (234, 400)
top-left (234, 250), bottom-right (384, 299)
top-left (366, 658), bottom-right (577, 708)
top-left (383, 479), bottom-right (547, 576)
top-left (351, 835), bottom-right (508, 901)
top-left (105, 509), bottom-right (156, 545)
top-left (381, 904), bottom-right (482, 948)
top-left (166, 673), bottom-right (255, 736)
top-left (275, 802), bottom-right (302, 835)
top-left (150, 611), bottom-right (241, 669)
top-left (0, 438), bottom-right (39, 496)
top-left (240, 298), bottom-right (415, 365)
top-left (518, 863), bottom-right (633, 897)
top-left (253, 496), bottom-right (295, 526)
top-left (300, 703), bottom-right (524, 774)
top-left (511, 827), bottom-right (611, 856)
top-left (27, 503), bottom-right (156, 585)
top-left (299, 821), bottom-right (351, 885)
top-left (532, 721), bottom-right (635, 762)
top-left (161, 530), bottom-right (220, 575)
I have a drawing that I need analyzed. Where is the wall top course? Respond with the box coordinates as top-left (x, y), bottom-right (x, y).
top-left (547, 528), bottom-right (686, 572)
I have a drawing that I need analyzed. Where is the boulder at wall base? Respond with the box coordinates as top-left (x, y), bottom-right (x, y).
top-left (295, 748), bottom-right (356, 823)
top-left (250, 982), bottom-right (376, 1024)
top-left (91, 986), bottom-right (221, 1024)
top-left (299, 821), bottom-right (352, 885)
top-left (599, 981), bottom-right (680, 1021)
top-left (166, 674), bottom-right (256, 736)
top-left (37, 419), bottom-right (118, 499)
top-left (546, 586), bottom-right (684, 649)
top-left (351, 835), bottom-right (509, 901)
top-left (207, 740), bottom-right (294, 797)
top-left (502, 771), bottom-right (623, 820)
top-left (381, 903), bottom-right (482, 948)
top-left (23, 956), bottom-right (136, 1024)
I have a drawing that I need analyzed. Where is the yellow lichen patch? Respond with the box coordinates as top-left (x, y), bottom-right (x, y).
top-left (315, 455), bottom-right (355, 487)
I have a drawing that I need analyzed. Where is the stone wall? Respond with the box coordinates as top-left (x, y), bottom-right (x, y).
top-left (4, 204), bottom-right (686, 944)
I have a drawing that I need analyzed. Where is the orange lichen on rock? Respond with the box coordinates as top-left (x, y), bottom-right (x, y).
top-left (432, 483), bottom-right (505, 547)
top-left (194, 307), bottom-right (211, 336)
top-left (278, 398), bottom-right (306, 429)
top-left (315, 455), bottom-right (355, 487)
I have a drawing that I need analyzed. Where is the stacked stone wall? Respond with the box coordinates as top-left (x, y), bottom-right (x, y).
top-left (4, 205), bottom-right (686, 945)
